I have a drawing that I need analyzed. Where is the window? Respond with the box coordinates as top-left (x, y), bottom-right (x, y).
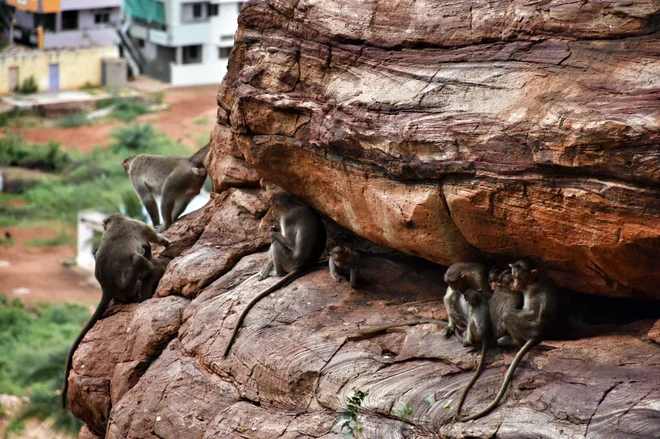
top-left (209, 4), bottom-right (219, 16)
top-left (136, 38), bottom-right (145, 48)
top-left (218, 46), bottom-right (232, 59)
top-left (193, 3), bottom-right (203, 18)
top-left (61, 10), bottom-right (79, 30)
top-left (182, 45), bottom-right (202, 64)
top-left (34, 13), bottom-right (57, 32)
top-left (95, 12), bottom-right (110, 24)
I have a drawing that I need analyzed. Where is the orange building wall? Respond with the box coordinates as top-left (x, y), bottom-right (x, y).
top-left (6, 0), bottom-right (61, 13)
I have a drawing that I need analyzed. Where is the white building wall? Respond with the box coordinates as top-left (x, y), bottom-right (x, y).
top-left (170, 43), bottom-right (227, 86)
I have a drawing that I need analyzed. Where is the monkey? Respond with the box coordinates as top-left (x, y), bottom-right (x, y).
top-left (489, 269), bottom-right (523, 346)
top-left (61, 214), bottom-right (169, 409)
top-left (455, 288), bottom-right (492, 416)
top-left (135, 242), bottom-right (169, 300)
top-left (460, 260), bottom-right (558, 422)
top-left (329, 246), bottom-right (360, 287)
top-left (441, 262), bottom-right (492, 338)
top-left (122, 143), bottom-right (209, 232)
top-left (222, 192), bottom-right (327, 357)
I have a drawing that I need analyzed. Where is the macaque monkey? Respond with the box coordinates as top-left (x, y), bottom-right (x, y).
top-left (455, 288), bottom-right (492, 416)
top-left (489, 270), bottom-right (523, 346)
top-left (61, 214), bottom-right (169, 409)
top-left (460, 260), bottom-right (558, 422)
top-left (329, 246), bottom-right (360, 287)
top-left (223, 192), bottom-right (326, 357)
top-left (122, 143), bottom-right (209, 232)
top-left (441, 262), bottom-right (492, 338)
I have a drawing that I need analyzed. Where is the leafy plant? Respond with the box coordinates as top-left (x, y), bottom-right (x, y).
top-left (392, 401), bottom-right (413, 421)
top-left (0, 134), bottom-right (70, 172)
top-left (111, 123), bottom-right (157, 152)
top-left (193, 116), bottom-right (211, 125)
top-left (109, 98), bottom-right (150, 122)
top-left (57, 112), bottom-right (89, 128)
top-left (18, 76), bottom-right (38, 94)
top-left (121, 190), bottom-right (146, 222)
top-left (335, 390), bottom-right (369, 438)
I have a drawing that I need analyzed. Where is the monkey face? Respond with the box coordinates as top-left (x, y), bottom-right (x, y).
top-left (463, 289), bottom-right (483, 308)
top-left (331, 247), bottom-right (347, 267)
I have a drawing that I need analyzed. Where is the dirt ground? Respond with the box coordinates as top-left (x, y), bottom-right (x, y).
top-left (13, 85), bottom-right (219, 152)
top-left (0, 85), bottom-right (220, 306)
top-left (0, 226), bottom-right (100, 306)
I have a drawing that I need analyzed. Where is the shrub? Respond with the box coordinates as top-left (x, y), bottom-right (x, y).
top-left (110, 123), bottom-right (157, 152)
top-left (17, 76), bottom-right (38, 94)
top-left (0, 135), bottom-right (70, 172)
top-left (57, 112), bottom-right (88, 128)
top-left (109, 98), bottom-right (150, 122)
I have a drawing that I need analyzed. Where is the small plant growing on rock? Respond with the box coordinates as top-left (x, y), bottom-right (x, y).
top-left (392, 401), bottom-right (414, 421)
top-left (335, 389), bottom-right (369, 438)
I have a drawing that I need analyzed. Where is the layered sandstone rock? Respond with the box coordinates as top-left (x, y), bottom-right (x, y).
top-left (69, 1), bottom-right (660, 438)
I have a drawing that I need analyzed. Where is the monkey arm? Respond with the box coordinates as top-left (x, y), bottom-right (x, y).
top-left (349, 267), bottom-right (358, 287)
top-left (270, 231), bottom-right (294, 251)
top-left (329, 257), bottom-right (341, 281)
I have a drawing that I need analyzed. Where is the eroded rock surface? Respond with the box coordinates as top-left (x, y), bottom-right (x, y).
top-left (213, 0), bottom-right (660, 299)
top-left (70, 1), bottom-right (660, 438)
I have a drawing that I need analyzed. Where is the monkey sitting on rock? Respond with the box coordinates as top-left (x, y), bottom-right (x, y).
top-left (223, 192), bottom-right (327, 357)
top-left (441, 262), bottom-right (492, 338)
top-left (329, 246), bottom-right (361, 287)
top-left (460, 260), bottom-right (559, 422)
top-left (62, 214), bottom-right (169, 409)
top-left (122, 143), bottom-right (209, 232)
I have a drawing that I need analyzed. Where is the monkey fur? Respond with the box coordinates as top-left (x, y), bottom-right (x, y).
top-left (460, 260), bottom-right (558, 422)
top-left (329, 246), bottom-right (360, 287)
top-left (489, 270), bottom-right (523, 346)
top-left (455, 288), bottom-right (492, 416)
top-left (223, 192), bottom-right (327, 357)
top-left (61, 214), bottom-right (169, 409)
top-left (122, 143), bottom-right (209, 232)
top-left (441, 262), bottom-right (492, 338)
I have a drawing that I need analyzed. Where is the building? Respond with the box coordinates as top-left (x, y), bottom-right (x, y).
top-left (122, 0), bottom-right (241, 86)
top-left (0, 0), bottom-right (124, 93)
top-left (2, 0), bottom-right (121, 49)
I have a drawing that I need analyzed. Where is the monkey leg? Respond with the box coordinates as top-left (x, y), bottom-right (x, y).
top-left (349, 267), bottom-right (358, 288)
top-left (137, 259), bottom-right (167, 300)
top-left (136, 185), bottom-right (160, 228)
top-left (170, 192), bottom-right (196, 225)
top-left (259, 256), bottom-right (275, 281)
top-left (503, 313), bottom-right (538, 345)
top-left (271, 240), bottom-right (295, 275)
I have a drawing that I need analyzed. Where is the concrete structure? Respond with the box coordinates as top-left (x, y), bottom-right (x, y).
top-left (123, 0), bottom-right (241, 86)
top-left (3, 0), bottom-right (121, 49)
top-left (0, 45), bottom-right (119, 93)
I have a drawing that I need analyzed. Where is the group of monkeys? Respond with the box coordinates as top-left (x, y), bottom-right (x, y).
top-left (61, 143), bottom-right (562, 424)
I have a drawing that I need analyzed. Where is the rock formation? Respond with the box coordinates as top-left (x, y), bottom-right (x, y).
top-left (68, 1), bottom-right (660, 438)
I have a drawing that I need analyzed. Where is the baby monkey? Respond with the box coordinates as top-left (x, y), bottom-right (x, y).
top-left (455, 288), bottom-right (492, 416)
top-left (489, 269), bottom-right (523, 346)
top-left (329, 246), bottom-right (360, 287)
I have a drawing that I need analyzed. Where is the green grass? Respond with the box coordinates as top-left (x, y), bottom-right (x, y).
top-left (56, 112), bottom-right (89, 128)
top-left (0, 110), bottom-right (43, 129)
top-left (1, 124), bottom-right (190, 225)
top-left (24, 230), bottom-right (75, 247)
top-left (193, 116), bottom-right (211, 125)
top-left (0, 295), bottom-right (89, 434)
top-left (196, 132), bottom-right (210, 147)
top-left (109, 98), bottom-right (151, 123)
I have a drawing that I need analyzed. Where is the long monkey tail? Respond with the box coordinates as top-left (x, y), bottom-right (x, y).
top-left (455, 340), bottom-right (488, 417)
top-left (459, 338), bottom-right (539, 422)
top-left (189, 143), bottom-right (210, 167)
top-left (61, 294), bottom-right (112, 409)
top-left (222, 262), bottom-right (327, 358)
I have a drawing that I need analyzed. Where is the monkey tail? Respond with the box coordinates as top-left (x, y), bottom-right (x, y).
top-left (222, 262), bottom-right (327, 358)
top-left (459, 338), bottom-right (538, 422)
top-left (61, 294), bottom-right (112, 409)
top-left (189, 143), bottom-right (210, 166)
top-left (455, 340), bottom-right (488, 417)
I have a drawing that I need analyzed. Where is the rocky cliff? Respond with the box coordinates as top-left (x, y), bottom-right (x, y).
top-left (69, 1), bottom-right (660, 438)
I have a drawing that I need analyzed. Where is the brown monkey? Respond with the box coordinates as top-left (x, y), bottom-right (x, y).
top-left (61, 214), bottom-right (169, 409)
top-left (122, 143), bottom-right (209, 232)
top-left (489, 269), bottom-right (523, 346)
top-left (441, 262), bottom-right (491, 338)
top-left (455, 288), bottom-right (492, 416)
top-left (460, 260), bottom-right (558, 422)
top-left (329, 246), bottom-right (360, 287)
top-left (223, 192), bottom-right (326, 357)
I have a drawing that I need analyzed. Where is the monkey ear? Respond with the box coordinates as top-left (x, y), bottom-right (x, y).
top-left (461, 273), bottom-right (468, 279)
top-left (508, 263), bottom-right (513, 268)
top-left (191, 167), bottom-right (206, 176)
top-left (531, 269), bottom-right (538, 275)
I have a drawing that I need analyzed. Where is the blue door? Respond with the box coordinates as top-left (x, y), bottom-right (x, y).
top-left (49, 64), bottom-right (59, 90)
